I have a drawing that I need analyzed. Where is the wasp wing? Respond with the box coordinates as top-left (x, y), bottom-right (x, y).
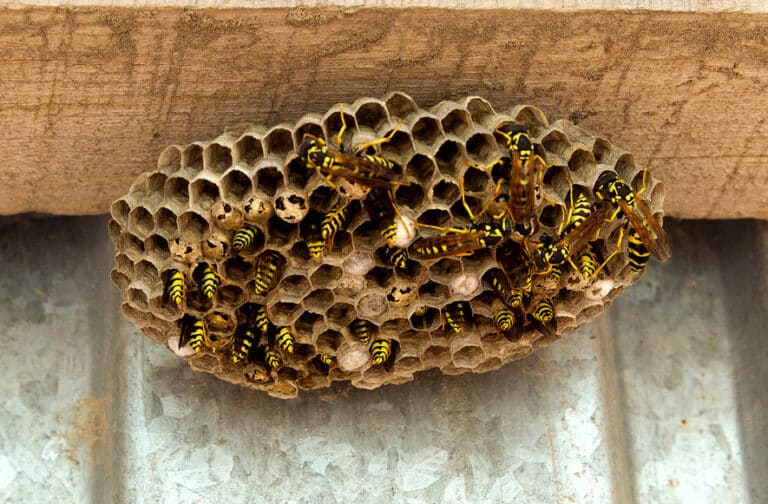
top-left (619, 198), bottom-right (671, 262)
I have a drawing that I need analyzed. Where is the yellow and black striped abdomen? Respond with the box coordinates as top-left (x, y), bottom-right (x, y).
top-left (199, 263), bottom-right (221, 299)
top-left (253, 251), bottom-right (281, 295)
top-left (370, 338), bottom-right (391, 365)
top-left (167, 270), bottom-right (186, 307)
top-left (443, 302), bottom-right (470, 333)
top-left (577, 244), bottom-right (599, 278)
top-left (232, 329), bottom-right (256, 364)
top-left (275, 326), bottom-right (295, 354)
top-left (494, 308), bottom-right (515, 332)
top-left (533, 299), bottom-right (555, 324)
top-left (627, 228), bottom-right (650, 271)
top-left (232, 226), bottom-right (258, 252)
top-left (321, 205), bottom-right (349, 243)
top-left (253, 305), bottom-right (270, 334)
top-left (384, 246), bottom-right (408, 270)
top-left (189, 320), bottom-right (206, 353)
top-left (350, 318), bottom-right (376, 345)
top-left (320, 353), bottom-right (336, 366)
top-left (264, 347), bottom-right (283, 370)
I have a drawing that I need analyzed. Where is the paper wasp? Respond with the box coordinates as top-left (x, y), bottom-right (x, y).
top-left (163, 269), bottom-right (187, 309)
top-left (179, 314), bottom-right (206, 354)
top-left (527, 298), bottom-right (557, 339)
top-left (408, 214), bottom-right (512, 260)
top-left (593, 168), bottom-right (671, 263)
top-left (232, 326), bottom-right (258, 364)
top-left (442, 301), bottom-right (472, 334)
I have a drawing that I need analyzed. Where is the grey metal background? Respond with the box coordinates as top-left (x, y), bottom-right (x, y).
top-left (0, 217), bottom-right (765, 503)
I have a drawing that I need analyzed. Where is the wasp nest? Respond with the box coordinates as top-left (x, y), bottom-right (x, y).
top-left (109, 92), bottom-right (668, 399)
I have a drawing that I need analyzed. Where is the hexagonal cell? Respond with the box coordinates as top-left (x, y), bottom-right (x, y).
top-left (394, 183), bottom-right (426, 212)
top-left (568, 149), bottom-right (598, 181)
top-left (294, 121), bottom-right (324, 147)
top-left (537, 204), bottom-right (565, 231)
top-left (204, 143), bottom-right (232, 175)
top-left (322, 107), bottom-right (355, 150)
top-left (650, 181), bottom-right (665, 210)
top-left (308, 185), bottom-right (339, 213)
top-left (365, 266), bottom-right (395, 289)
top-left (441, 108), bottom-right (472, 137)
top-left (434, 140), bottom-right (465, 179)
top-left (452, 345), bottom-right (485, 369)
top-left (284, 157), bottom-right (313, 190)
top-left (111, 199), bottom-right (130, 226)
top-left (158, 145), bottom-right (182, 174)
top-left (614, 153), bottom-right (637, 181)
top-left (265, 216), bottom-right (298, 247)
top-left (310, 264), bottom-right (343, 289)
top-left (133, 259), bottom-right (159, 288)
top-left (217, 285), bottom-right (246, 307)
top-left (108, 220), bottom-right (123, 246)
top-left (303, 289), bottom-right (334, 311)
top-left (189, 178), bottom-right (220, 211)
top-left (418, 280), bottom-right (450, 305)
top-left (465, 133), bottom-right (498, 166)
top-left (380, 130), bottom-right (414, 162)
top-left (177, 211), bottom-right (209, 242)
top-left (315, 329), bottom-right (343, 351)
top-left (356, 292), bottom-right (387, 319)
top-left (164, 176), bottom-right (190, 209)
top-left (429, 258), bottom-right (463, 284)
top-left (154, 208), bottom-right (177, 238)
top-left (385, 91), bottom-right (419, 121)
top-left (221, 170), bottom-right (252, 203)
top-left (350, 220), bottom-right (382, 251)
top-left (409, 307), bottom-right (440, 331)
top-left (270, 301), bottom-right (302, 326)
top-left (325, 302), bottom-right (356, 327)
top-left (127, 287), bottom-right (149, 311)
top-left (111, 270), bottom-right (130, 290)
top-left (461, 166), bottom-right (491, 194)
top-left (592, 138), bottom-right (612, 164)
top-left (128, 206), bottom-right (154, 238)
top-left (254, 166), bottom-right (284, 197)
top-left (114, 253), bottom-right (134, 276)
top-left (431, 179), bottom-right (460, 207)
top-left (144, 234), bottom-right (170, 261)
top-left (182, 144), bottom-right (204, 173)
top-left (223, 256), bottom-right (255, 284)
top-left (420, 345), bottom-right (450, 368)
top-left (232, 135), bottom-right (264, 167)
top-left (405, 154), bottom-right (437, 185)
top-left (274, 189), bottom-right (309, 223)
top-left (278, 274), bottom-right (311, 298)
top-left (355, 101), bottom-right (389, 131)
top-left (466, 96), bottom-right (495, 127)
top-left (294, 311), bottom-right (325, 338)
top-left (540, 129), bottom-right (572, 160)
top-left (379, 318), bottom-right (410, 337)
top-left (410, 115), bottom-right (441, 147)
top-left (513, 105), bottom-right (549, 135)
top-left (120, 232), bottom-right (144, 260)
top-left (417, 208), bottom-right (452, 228)
top-left (263, 127), bottom-right (294, 157)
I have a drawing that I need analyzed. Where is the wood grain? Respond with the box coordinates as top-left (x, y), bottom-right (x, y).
top-left (1, 7), bottom-right (767, 218)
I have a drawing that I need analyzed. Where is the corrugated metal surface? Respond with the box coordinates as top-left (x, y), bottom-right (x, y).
top-left (0, 217), bottom-right (765, 503)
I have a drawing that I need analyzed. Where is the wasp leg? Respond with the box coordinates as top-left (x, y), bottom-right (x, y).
top-left (636, 166), bottom-right (649, 197)
top-left (335, 103), bottom-right (348, 152)
top-left (460, 173), bottom-right (503, 222)
top-left (557, 168), bottom-right (576, 237)
top-left (535, 158), bottom-right (557, 208)
top-left (354, 120), bottom-right (403, 154)
top-left (591, 226), bottom-right (626, 278)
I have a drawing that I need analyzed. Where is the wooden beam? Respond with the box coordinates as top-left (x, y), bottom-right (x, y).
top-left (1, 7), bottom-right (767, 218)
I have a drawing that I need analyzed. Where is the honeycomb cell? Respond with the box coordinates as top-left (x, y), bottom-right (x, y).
top-left (429, 258), bottom-right (462, 284)
top-left (111, 199), bottom-right (130, 226)
top-left (462, 166), bottom-right (491, 194)
top-left (274, 189), bottom-right (309, 223)
top-left (303, 289), bottom-right (334, 311)
top-left (310, 264), bottom-right (343, 289)
top-left (158, 145), bottom-right (182, 174)
top-left (217, 285), bottom-right (246, 307)
top-left (177, 211), bottom-right (209, 242)
top-left (315, 328), bottom-right (343, 350)
top-left (394, 183), bottom-right (426, 212)
top-left (365, 266), bottom-right (394, 289)
top-left (154, 208), bottom-right (178, 238)
top-left (380, 130), bottom-right (414, 162)
top-left (121, 232), bottom-right (144, 260)
top-left (465, 96), bottom-right (495, 127)
top-left (190, 178), bottom-right (220, 211)
top-left (204, 143), bottom-right (233, 175)
top-left (434, 140), bottom-right (465, 179)
top-left (513, 105), bottom-right (549, 134)
top-left (182, 144), bottom-right (204, 173)
top-left (568, 149), bottom-right (598, 181)
top-left (254, 166), bottom-right (284, 197)
top-left (421, 345), bottom-right (450, 367)
top-left (128, 206), bottom-right (154, 239)
top-left (418, 281), bottom-right (450, 305)
top-left (233, 135), bottom-right (264, 167)
top-left (406, 154), bottom-right (437, 185)
top-left (202, 232), bottom-right (231, 261)
top-left (325, 302), bottom-right (355, 327)
top-left (222, 256), bottom-right (255, 284)
top-left (385, 91), bottom-right (419, 122)
top-left (431, 179), bottom-right (460, 207)
top-left (614, 153), bottom-right (637, 180)
top-left (409, 307), bottom-right (440, 331)
top-left (294, 311), bottom-right (324, 338)
top-left (541, 129), bottom-right (572, 159)
top-left (452, 345), bottom-right (485, 369)
top-left (144, 234), bottom-right (170, 262)
top-left (164, 176), bottom-right (190, 209)
top-left (357, 293), bottom-right (387, 319)
top-left (294, 121), bottom-right (323, 148)
top-left (411, 115), bottom-right (441, 147)
top-left (127, 288), bottom-right (149, 311)
top-left (111, 270), bottom-right (130, 290)
top-left (270, 301), bottom-right (302, 326)
top-left (221, 170), bottom-right (252, 204)
top-left (538, 204), bottom-right (565, 230)
top-left (108, 220), bottom-right (123, 246)
top-left (592, 138), bottom-right (612, 164)
top-left (417, 208), bottom-right (452, 228)
top-left (465, 133), bottom-right (498, 166)
top-left (265, 216), bottom-right (297, 247)
top-left (441, 108), bottom-right (472, 137)
top-left (355, 101), bottom-right (389, 131)
top-left (263, 127), bottom-right (294, 157)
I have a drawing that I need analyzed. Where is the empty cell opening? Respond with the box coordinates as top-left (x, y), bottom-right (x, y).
top-left (285, 157), bottom-right (312, 189)
top-left (449, 198), bottom-right (475, 224)
top-left (614, 153), bottom-right (637, 180)
top-left (266, 216), bottom-right (297, 247)
top-left (111, 270), bottom-right (130, 290)
top-left (221, 170), bottom-right (252, 203)
top-left (323, 109), bottom-right (355, 150)
top-left (264, 128), bottom-right (294, 156)
top-left (381, 130), bottom-right (413, 160)
top-left (385, 92), bottom-right (418, 120)
top-left (465, 133), bottom-right (498, 165)
top-left (466, 97), bottom-right (494, 126)
top-left (396, 356), bottom-right (421, 370)
top-left (431, 179), bottom-right (460, 206)
top-left (190, 179), bottom-right (220, 211)
top-left (409, 307), bottom-right (439, 331)
top-left (365, 266), bottom-right (394, 289)
top-left (183, 144), bottom-right (204, 172)
top-left (316, 329), bottom-right (342, 350)
top-left (295, 311), bottom-right (324, 336)
top-left (514, 106), bottom-right (548, 135)
top-left (568, 149), bottom-right (597, 179)
top-left (326, 231), bottom-right (352, 258)
top-left (351, 221), bottom-right (382, 251)
top-left (280, 275), bottom-right (311, 298)
top-left (276, 367), bottom-right (300, 382)
top-left (475, 357), bottom-right (503, 373)
top-left (111, 199), bottom-right (130, 225)
top-left (462, 247), bottom-right (492, 269)
top-left (217, 285), bottom-right (245, 307)
top-left (144, 235), bottom-right (170, 261)
top-left (224, 253), bottom-right (255, 282)
top-left (165, 177), bottom-right (190, 208)
top-left (108, 220), bottom-right (123, 245)
top-left (271, 301), bottom-right (301, 322)
top-left (411, 116), bottom-right (441, 147)
top-left (325, 302), bottom-right (355, 327)
top-left (542, 164), bottom-right (572, 201)
top-left (289, 241), bottom-right (311, 262)
top-left (121, 233), bottom-right (144, 258)
top-left (294, 122), bottom-right (324, 147)
top-left (134, 260), bottom-right (159, 286)
top-left (541, 130), bottom-right (572, 158)
top-left (205, 143), bottom-right (232, 174)
top-left (441, 109), bottom-right (472, 137)
top-left (127, 288), bottom-right (149, 310)
top-left (429, 258), bottom-right (462, 282)
top-left (650, 182), bottom-right (665, 210)
top-left (310, 264), bottom-right (343, 287)
top-left (418, 281), bottom-right (450, 304)
top-left (380, 318), bottom-right (410, 335)
top-left (394, 183), bottom-right (426, 211)
top-left (538, 204), bottom-right (565, 230)
top-left (233, 135), bottom-right (264, 166)
top-left (355, 102), bottom-right (389, 131)
top-left (128, 206), bottom-right (154, 237)
top-left (417, 208), bottom-right (452, 228)
top-left (154, 208), bottom-right (177, 237)
top-left (592, 138), bottom-right (612, 163)
top-left (406, 154), bottom-right (436, 184)
top-left (462, 166), bottom-right (490, 193)
top-left (309, 185), bottom-right (339, 213)
top-left (255, 166), bottom-right (284, 196)
top-left (115, 254), bottom-right (134, 275)
top-left (177, 212), bottom-right (209, 242)
top-left (147, 173), bottom-right (168, 196)
top-left (158, 146), bottom-right (182, 172)
top-left (453, 345), bottom-right (485, 368)
top-left (472, 289), bottom-right (497, 312)
top-left (421, 345), bottom-right (449, 365)
top-left (434, 141), bottom-right (464, 178)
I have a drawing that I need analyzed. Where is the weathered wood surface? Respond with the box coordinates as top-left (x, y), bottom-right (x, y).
top-left (1, 7), bottom-right (767, 218)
